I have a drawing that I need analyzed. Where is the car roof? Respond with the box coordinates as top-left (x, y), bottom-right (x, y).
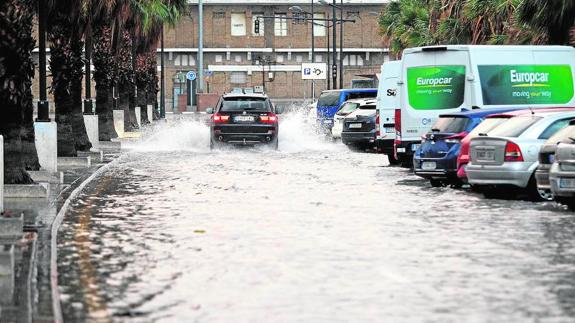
top-left (486, 107), bottom-right (575, 118)
top-left (222, 93), bottom-right (269, 99)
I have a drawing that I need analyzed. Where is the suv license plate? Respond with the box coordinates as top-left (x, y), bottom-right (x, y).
top-left (560, 178), bottom-right (575, 188)
top-left (477, 150), bottom-right (495, 161)
top-left (349, 123), bottom-right (362, 129)
top-left (235, 116), bottom-right (254, 122)
top-left (422, 161), bottom-right (436, 170)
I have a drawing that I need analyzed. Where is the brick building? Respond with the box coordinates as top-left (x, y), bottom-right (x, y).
top-left (33, 0), bottom-right (389, 111)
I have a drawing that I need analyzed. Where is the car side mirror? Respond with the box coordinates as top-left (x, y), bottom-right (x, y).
top-left (206, 108), bottom-right (214, 114)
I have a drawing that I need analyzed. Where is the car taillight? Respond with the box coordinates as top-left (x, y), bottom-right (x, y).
top-left (213, 113), bottom-right (230, 123)
top-left (260, 113), bottom-right (278, 124)
top-left (394, 108), bottom-right (401, 140)
top-left (375, 110), bottom-right (381, 137)
top-left (504, 141), bottom-right (524, 162)
top-left (445, 131), bottom-right (468, 144)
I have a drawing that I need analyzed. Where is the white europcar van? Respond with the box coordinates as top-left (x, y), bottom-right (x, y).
top-left (394, 45), bottom-right (575, 166)
top-left (375, 60), bottom-right (401, 161)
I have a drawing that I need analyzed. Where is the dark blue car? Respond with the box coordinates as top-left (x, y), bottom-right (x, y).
top-left (316, 89), bottom-right (377, 132)
top-left (413, 108), bottom-right (520, 187)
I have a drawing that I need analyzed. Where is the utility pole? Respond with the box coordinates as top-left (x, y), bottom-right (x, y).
top-left (327, 15), bottom-right (331, 90)
top-left (339, 0), bottom-right (344, 89)
top-left (311, 0), bottom-right (315, 100)
top-left (198, 0), bottom-right (204, 93)
top-left (37, 0), bottom-right (50, 122)
top-left (332, 0), bottom-right (337, 89)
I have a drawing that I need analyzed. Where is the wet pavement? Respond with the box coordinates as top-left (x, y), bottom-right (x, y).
top-left (57, 113), bottom-right (575, 322)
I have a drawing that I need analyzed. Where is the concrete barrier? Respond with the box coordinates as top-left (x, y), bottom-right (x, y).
top-left (83, 114), bottom-right (99, 149)
top-left (147, 105), bottom-right (153, 123)
top-left (0, 245), bottom-right (14, 305)
top-left (0, 214), bottom-right (23, 238)
top-left (78, 150), bottom-right (104, 163)
top-left (98, 141), bottom-right (121, 151)
top-left (28, 171), bottom-right (63, 184)
top-left (113, 110), bottom-right (125, 138)
top-left (135, 106), bottom-right (142, 128)
top-left (4, 184), bottom-right (49, 198)
top-left (1, 135), bottom-right (3, 213)
top-left (57, 157), bottom-right (91, 169)
top-left (34, 122), bottom-right (58, 173)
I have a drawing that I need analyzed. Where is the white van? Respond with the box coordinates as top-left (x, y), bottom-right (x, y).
top-left (375, 60), bottom-right (401, 160)
top-left (395, 45), bottom-right (575, 165)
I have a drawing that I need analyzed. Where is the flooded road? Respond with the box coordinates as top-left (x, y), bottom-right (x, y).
top-left (57, 113), bottom-right (575, 322)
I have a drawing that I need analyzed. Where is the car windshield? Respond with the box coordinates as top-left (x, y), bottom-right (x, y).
top-left (488, 115), bottom-right (542, 138)
top-left (220, 97), bottom-right (271, 112)
top-left (359, 104), bottom-right (376, 110)
top-left (468, 117), bottom-right (511, 137)
top-left (345, 91), bottom-right (377, 100)
top-left (337, 102), bottom-right (360, 115)
top-left (318, 91), bottom-right (341, 107)
top-left (430, 117), bottom-right (470, 133)
top-left (546, 124), bottom-right (575, 144)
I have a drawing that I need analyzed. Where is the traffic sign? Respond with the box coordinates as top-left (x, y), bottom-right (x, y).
top-left (301, 63), bottom-right (327, 80)
top-left (186, 70), bottom-right (197, 81)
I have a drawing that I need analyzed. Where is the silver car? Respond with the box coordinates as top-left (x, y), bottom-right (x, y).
top-left (331, 99), bottom-right (375, 139)
top-left (549, 143), bottom-right (575, 211)
top-left (467, 111), bottom-right (575, 201)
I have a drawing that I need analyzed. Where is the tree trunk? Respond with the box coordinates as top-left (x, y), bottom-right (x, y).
top-left (0, 0), bottom-right (40, 184)
top-left (70, 31), bottom-right (92, 152)
top-left (117, 30), bottom-right (137, 132)
top-left (93, 25), bottom-right (118, 141)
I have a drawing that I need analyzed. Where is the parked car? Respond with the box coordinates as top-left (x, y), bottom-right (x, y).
top-left (536, 120), bottom-right (575, 193)
top-left (207, 93), bottom-right (280, 150)
top-left (413, 108), bottom-right (518, 187)
top-left (316, 88), bottom-right (377, 133)
top-left (341, 99), bottom-right (378, 150)
top-left (549, 143), bottom-right (575, 210)
top-left (331, 99), bottom-right (364, 139)
top-left (467, 111), bottom-right (575, 200)
top-left (458, 107), bottom-right (575, 182)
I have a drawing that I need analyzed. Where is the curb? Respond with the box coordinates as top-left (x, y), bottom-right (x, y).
top-left (49, 159), bottom-right (117, 323)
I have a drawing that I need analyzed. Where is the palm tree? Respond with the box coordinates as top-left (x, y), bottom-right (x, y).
top-left (519, 0), bottom-right (575, 45)
top-left (47, 0), bottom-right (93, 157)
top-left (0, 0), bottom-right (41, 184)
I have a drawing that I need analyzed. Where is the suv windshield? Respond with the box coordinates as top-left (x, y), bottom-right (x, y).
top-left (337, 102), bottom-right (359, 115)
top-left (469, 117), bottom-right (510, 137)
top-left (220, 97), bottom-right (271, 112)
top-left (318, 91), bottom-right (341, 107)
top-left (430, 117), bottom-right (470, 133)
top-left (488, 116), bottom-right (542, 137)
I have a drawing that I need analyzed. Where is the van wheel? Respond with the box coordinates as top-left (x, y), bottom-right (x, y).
top-left (430, 179), bottom-right (444, 188)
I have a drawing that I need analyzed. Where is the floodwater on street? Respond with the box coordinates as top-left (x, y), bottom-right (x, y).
top-left (57, 112), bottom-right (575, 323)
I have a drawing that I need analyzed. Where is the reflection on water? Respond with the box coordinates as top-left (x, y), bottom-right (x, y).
top-left (58, 114), bottom-right (575, 322)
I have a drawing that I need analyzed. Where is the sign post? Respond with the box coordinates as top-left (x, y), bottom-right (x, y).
top-left (302, 63), bottom-right (327, 101)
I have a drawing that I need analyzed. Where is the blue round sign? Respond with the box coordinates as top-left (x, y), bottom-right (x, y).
top-left (186, 71), bottom-right (197, 81)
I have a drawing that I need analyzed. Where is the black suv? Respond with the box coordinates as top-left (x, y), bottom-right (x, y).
top-left (207, 93), bottom-right (280, 149)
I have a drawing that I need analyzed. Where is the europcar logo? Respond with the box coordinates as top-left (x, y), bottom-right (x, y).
top-left (416, 77), bottom-right (453, 88)
top-left (407, 65), bottom-right (466, 110)
top-left (510, 70), bottom-right (550, 87)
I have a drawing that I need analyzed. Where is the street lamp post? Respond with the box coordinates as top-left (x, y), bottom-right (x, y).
top-left (160, 24), bottom-right (166, 118)
top-left (339, 0), bottom-right (344, 89)
top-left (198, 0), bottom-right (204, 94)
top-left (331, 0), bottom-right (337, 89)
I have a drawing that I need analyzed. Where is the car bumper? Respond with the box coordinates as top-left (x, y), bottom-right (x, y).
top-left (466, 162), bottom-right (535, 188)
top-left (341, 132), bottom-right (376, 145)
top-left (535, 165), bottom-right (551, 190)
top-left (395, 141), bottom-right (420, 159)
top-left (549, 163), bottom-right (575, 197)
top-left (413, 157), bottom-right (458, 179)
top-left (212, 128), bottom-right (277, 145)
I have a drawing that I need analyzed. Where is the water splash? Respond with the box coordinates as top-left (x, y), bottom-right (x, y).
top-left (277, 107), bottom-right (343, 153)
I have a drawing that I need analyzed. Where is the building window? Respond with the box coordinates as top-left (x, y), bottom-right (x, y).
top-left (313, 13), bottom-right (326, 37)
top-left (231, 13), bottom-right (247, 36)
top-left (343, 54), bottom-right (364, 66)
top-left (235, 55), bottom-right (242, 63)
top-left (315, 54), bottom-right (323, 62)
top-left (213, 12), bottom-right (225, 19)
top-left (346, 11), bottom-right (360, 19)
top-left (215, 55), bottom-right (223, 63)
top-left (230, 72), bottom-right (247, 84)
top-left (174, 55), bottom-right (181, 66)
top-left (276, 55), bottom-right (284, 63)
top-left (252, 12), bottom-right (264, 36)
top-left (274, 13), bottom-right (288, 36)
top-left (296, 55), bottom-right (303, 63)
top-left (174, 54), bottom-right (196, 67)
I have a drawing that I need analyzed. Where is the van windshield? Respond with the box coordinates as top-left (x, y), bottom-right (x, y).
top-left (336, 102), bottom-right (359, 115)
top-left (430, 117), bottom-right (470, 133)
top-left (220, 97), bottom-right (272, 112)
top-left (468, 117), bottom-right (511, 137)
top-left (318, 92), bottom-right (341, 107)
top-left (488, 116), bottom-right (542, 137)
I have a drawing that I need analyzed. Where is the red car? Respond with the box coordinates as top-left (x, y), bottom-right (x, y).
top-left (457, 107), bottom-right (575, 182)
